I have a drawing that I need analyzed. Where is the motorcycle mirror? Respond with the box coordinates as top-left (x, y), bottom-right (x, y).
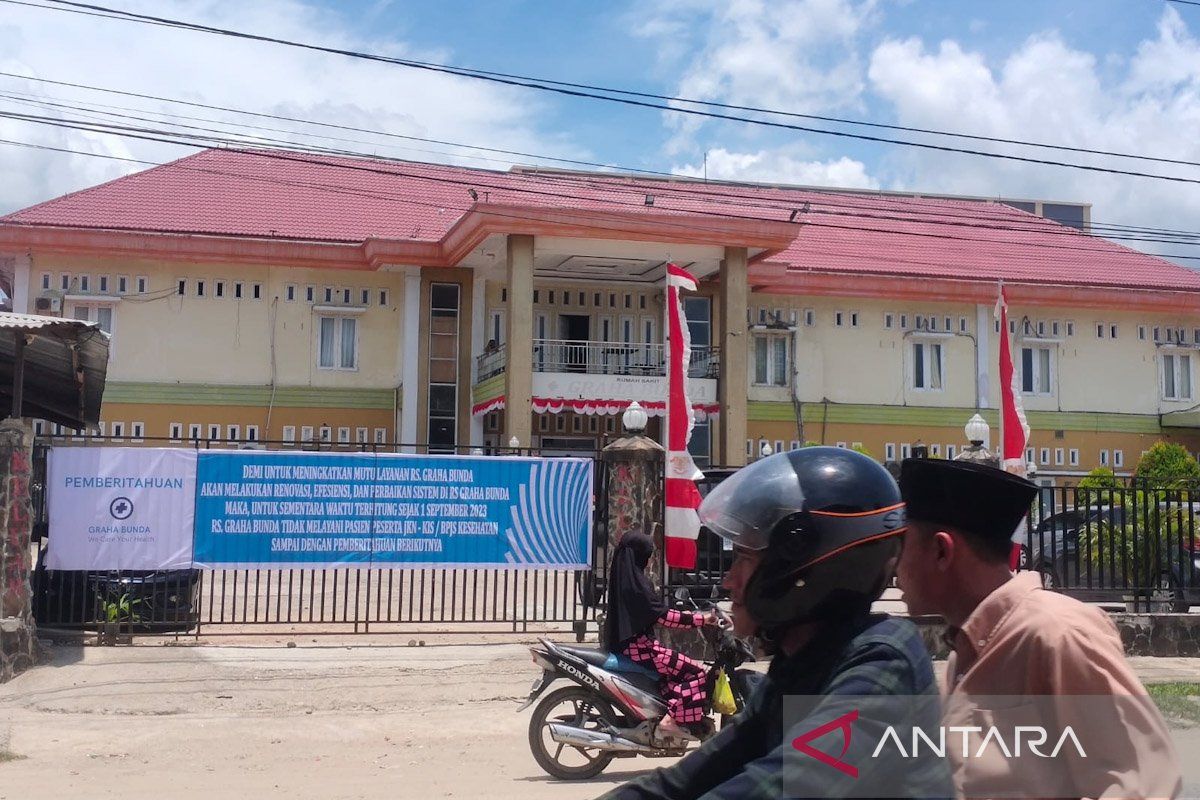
top-left (673, 587), bottom-right (690, 602)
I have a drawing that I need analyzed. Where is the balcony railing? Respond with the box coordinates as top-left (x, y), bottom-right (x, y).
top-left (475, 340), bottom-right (720, 381)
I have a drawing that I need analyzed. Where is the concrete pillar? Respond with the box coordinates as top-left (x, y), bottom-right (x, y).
top-left (469, 274), bottom-right (487, 447)
top-left (0, 419), bottom-right (34, 683)
top-left (596, 433), bottom-right (665, 641)
top-left (12, 255), bottom-right (30, 315)
top-left (976, 303), bottom-right (991, 410)
top-left (504, 235), bottom-right (534, 448)
top-left (399, 269), bottom-right (421, 452)
top-left (719, 247), bottom-right (749, 466)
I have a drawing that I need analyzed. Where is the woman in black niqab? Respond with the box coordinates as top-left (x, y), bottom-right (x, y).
top-left (603, 530), bottom-right (713, 738)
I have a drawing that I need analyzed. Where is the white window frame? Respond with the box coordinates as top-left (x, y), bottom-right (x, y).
top-left (207, 424), bottom-right (220, 441)
top-left (301, 426), bottom-right (314, 443)
top-left (188, 423), bottom-right (202, 441)
top-left (834, 311), bottom-right (845, 327)
top-left (283, 425), bottom-right (296, 444)
top-left (1054, 448), bottom-right (1065, 466)
top-left (901, 444), bottom-right (911, 459)
top-left (109, 421), bottom-right (124, 441)
top-left (1161, 352), bottom-right (1194, 401)
top-left (168, 423), bottom-right (182, 442)
top-left (356, 427), bottom-right (369, 444)
top-left (319, 426), bottom-right (332, 443)
top-left (751, 332), bottom-right (790, 387)
top-left (317, 313), bottom-right (360, 371)
top-left (1020, 345), bottom-right (1055, 396)
top-left (1039, 447), bottom-right (1050, 465)
top-left (227, 424), bottom-right (240, 441)
top-left (803, 309), bottom-right (815, 327)
top-left (946, 444), bottom-right (957, 459)
top-left (910, 338), bottom-right (945, 392)
top-left (1069, 449), bottom-right (1080, 466)
top-left (1100, 450), bottom-right (1110, 467)
top-left (131, 422), bottom-right (144, 442)
top-left (40, 272), bottom-right (51, 290)
top-left (850, 311), bottom-right (859, 328)
top-left (374, 427), bottom-right (387, 445)
top-left (884, 312), bottom-right (894, 329)
top-left (1114, 450), bottom-right (1124, 468)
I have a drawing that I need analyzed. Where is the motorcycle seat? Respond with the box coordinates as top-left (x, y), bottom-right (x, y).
top-left (558, 645), bottom-right (610, 668)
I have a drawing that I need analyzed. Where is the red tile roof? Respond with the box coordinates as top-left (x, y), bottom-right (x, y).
top-left (4, 148), bottom-right (1199, 292)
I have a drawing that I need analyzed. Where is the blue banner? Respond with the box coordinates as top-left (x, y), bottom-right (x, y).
top-left (192, 452), bottom-right (593, 568)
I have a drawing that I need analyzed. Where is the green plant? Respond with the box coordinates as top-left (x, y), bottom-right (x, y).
top-left (1078, 467), bottom-right (1121, 506)
top-left (1081, 502), bottom-right (1193, 591)
top-left (101, 592), bottom-right (142, 624)
top-left (1135, 442), bottom-right (1200, 489)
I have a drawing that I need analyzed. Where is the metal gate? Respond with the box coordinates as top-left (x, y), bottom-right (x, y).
top-left (31, 437), bottom-right (613, 639)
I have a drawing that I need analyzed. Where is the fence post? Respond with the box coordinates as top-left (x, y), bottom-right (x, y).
top-left (0, 419), bottom-right (35, 683)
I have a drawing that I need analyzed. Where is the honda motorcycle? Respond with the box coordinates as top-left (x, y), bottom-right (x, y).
top-left (519, 589), bottom-right (758, 780)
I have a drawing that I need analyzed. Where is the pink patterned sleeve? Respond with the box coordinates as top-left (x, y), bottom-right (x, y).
top-left (659, 609), bottom-right (705, 629)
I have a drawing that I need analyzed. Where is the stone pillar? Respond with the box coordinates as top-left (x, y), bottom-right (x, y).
top-left (598, 433), bottom-right (665, 641)
top-left (719, 247), bottom-right (749, 466)
top-left (504, 235), bottom-right (534, 448)
top-left (0, 419), bottom-right (34, 683)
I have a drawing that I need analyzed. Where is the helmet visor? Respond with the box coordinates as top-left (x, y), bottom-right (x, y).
top-left (698, 454), bottom-right (807, 550)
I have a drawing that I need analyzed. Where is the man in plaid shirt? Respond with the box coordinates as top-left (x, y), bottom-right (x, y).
top-left (600, 448), bottom-right (951, 800)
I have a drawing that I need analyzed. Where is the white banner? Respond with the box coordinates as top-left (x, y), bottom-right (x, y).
top-left (46, 447), bottom-right (197, 570)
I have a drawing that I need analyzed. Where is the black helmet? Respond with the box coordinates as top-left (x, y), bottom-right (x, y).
top-left (699, 447), bottom-right (906, 631)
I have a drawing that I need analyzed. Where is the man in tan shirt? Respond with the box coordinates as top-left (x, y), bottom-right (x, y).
top-left (896, 458), bottom-right (1181, 799)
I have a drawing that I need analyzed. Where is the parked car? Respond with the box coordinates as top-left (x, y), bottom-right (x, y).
top-left (1023, 502), bottom-right (1200, 611)
top-left (31, 545), bottom-right (201, 632)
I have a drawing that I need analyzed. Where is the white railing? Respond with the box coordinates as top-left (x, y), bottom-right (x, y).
top-left (476, 339), bottom-right (719, 380)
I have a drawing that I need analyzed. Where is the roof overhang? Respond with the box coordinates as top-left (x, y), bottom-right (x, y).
top-left (0, 313), bottom-right (109, 429)
top-left (0, 203), bottom-right (800, 272)
top-left (750, 266), bottom-right (1200, 312)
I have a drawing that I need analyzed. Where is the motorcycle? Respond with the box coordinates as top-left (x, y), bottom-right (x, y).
top-left (519, 588), bottom-right (759, 780)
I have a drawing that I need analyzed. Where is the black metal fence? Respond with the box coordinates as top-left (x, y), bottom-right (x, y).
top-left (30, 436), bottom-right (616, 639)
top-left (1022, 485), bottom-right (1200, 611)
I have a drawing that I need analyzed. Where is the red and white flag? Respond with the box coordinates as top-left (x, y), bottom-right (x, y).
top-left (996, 284), bottom-right (1031, 570)
top-left (995, 284), bottom-right (1031, 475)
top-left (664, 263), bottom-right (705, 569)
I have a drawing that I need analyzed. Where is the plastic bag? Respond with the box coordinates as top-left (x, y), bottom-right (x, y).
top-left (711, 668), bottom-right (737, 715)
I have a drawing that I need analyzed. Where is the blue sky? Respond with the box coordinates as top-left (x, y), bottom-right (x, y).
top-left (2, 0), bottom-right (1199, 256)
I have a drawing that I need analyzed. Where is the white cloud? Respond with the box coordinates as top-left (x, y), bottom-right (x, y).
top-left (672, 147), bottom-right (879, 188)
top-left (0, 0), bottom-right (580, 214)
top-left (633, 0), bottom-right (882, 154)
top-left (867, 9), bottom-right (1200, 259)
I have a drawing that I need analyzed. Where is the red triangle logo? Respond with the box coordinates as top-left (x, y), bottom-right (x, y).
top-left (791, 709), bottom-right (859, 778)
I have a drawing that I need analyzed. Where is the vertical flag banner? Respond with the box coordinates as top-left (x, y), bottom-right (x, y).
top-left (995, 284), bottom-right (1031, 475)
top-left (996, 284), bottom-right (1032, 570)
top-left (664, 263), bottom-right (705, 569)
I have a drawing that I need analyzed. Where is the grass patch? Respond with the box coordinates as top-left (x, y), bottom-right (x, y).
top-left (0, 750), bottom-right (23, 763)
top-left (1147, 682), bottom-right (1200, 726)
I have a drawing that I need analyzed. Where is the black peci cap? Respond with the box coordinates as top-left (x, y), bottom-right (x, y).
top-left (899, 458), bottom-right (1037, 544)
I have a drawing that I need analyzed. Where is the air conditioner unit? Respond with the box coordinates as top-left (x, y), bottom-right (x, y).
top-left (35, 291), bottom-right (62, 314)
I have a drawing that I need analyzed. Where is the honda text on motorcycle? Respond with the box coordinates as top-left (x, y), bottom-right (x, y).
top-left (518, 589), bottom-right (758, 780)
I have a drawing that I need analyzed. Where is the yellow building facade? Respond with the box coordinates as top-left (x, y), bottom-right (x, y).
top-left (3, 149), bottom-right (1199, 490)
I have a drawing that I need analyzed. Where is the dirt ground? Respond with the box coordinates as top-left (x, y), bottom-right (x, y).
top-left (0, 635), bottom-right (681, 800)
top-left (4, 635), bottom-right (1200, 800)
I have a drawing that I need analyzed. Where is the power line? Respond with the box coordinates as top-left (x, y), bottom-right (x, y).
top-left (7, 92), bottom-right (1200, 255)
top-left (5, 79), bottom-right (1200, 250)
top-left (5, 118), bottom-right (1200, 272)
top-left (11, 0), bottom-right (1200, 186)
top-left (20, 0), bottom-right (1200, 171)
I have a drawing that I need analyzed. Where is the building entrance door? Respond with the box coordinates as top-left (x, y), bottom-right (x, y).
top-left (558, 314), bottom-right (590, 373)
